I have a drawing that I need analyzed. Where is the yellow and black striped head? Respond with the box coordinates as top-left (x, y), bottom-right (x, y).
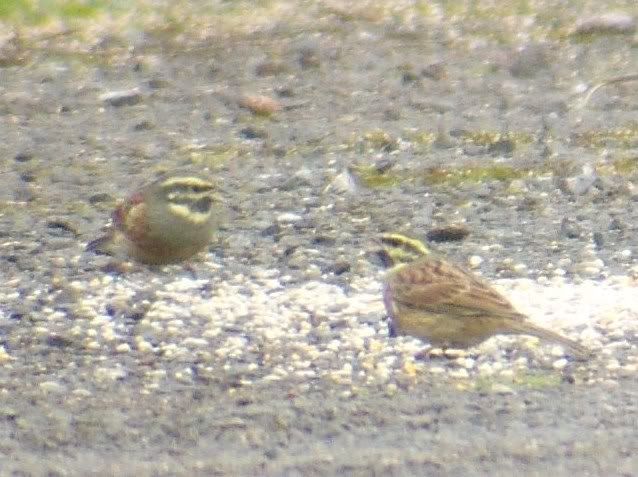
top-left (377, 233), bottom-right (431, 269)
top-left (151, 175), bottom-right (218, 226)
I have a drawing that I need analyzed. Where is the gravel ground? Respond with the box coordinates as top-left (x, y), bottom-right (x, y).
top-left (1, 1), bottom-right (638, 475)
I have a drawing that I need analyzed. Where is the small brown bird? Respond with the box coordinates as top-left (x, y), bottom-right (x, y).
top-left (87, 175), bottom-right (221, 265)
top-left (379, 233), bottom-right (591, 359)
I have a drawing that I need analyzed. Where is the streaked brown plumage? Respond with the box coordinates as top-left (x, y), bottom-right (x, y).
top-left (380, 233), bottom-right (591, 359)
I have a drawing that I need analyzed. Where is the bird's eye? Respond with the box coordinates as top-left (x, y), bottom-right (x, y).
top-left (191, 196), bottom-right (213, 213)
top-left (377, 249), bottom-right (395, 268)
top-left (182, 183), bottom-right (213, 194)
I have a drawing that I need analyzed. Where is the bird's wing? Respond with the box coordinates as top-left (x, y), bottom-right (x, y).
top-left (389, 257), bottom-right (522, 318)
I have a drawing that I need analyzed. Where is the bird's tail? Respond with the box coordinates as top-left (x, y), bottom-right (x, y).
top-left (503, 319), bottom-right (592, 360)
top-left (86, 233), bottom-right (118, 257)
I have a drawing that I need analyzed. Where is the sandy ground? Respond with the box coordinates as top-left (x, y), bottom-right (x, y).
top-left (1, 1), bottom-right (638, 475)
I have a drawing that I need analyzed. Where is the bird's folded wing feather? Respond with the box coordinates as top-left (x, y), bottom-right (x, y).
top-left (390, 259), bottom-right (521, 318)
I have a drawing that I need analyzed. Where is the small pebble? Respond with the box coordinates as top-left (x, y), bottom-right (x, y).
top-left (574, 12), bottom-right (636, 35)
top-left (100, 88), bottom-right (143, 107)
top-left (468, 255), bottom-right (484, 269)
top-left (238, 94), bottom-right (282, 115)
top-left (39, 381), bottom-right (66, 394)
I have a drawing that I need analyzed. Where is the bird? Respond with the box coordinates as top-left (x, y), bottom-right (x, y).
top-left (378, 233), bottom-right (591, 359)
top-left (86, 175), bottom-right (221, 265)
